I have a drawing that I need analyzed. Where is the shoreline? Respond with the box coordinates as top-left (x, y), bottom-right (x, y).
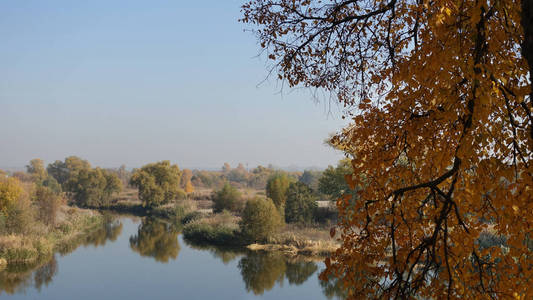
top-left (0, 206), bottom-right (105, 269)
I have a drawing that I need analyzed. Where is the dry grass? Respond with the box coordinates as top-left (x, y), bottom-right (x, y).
top-left (244, 223), bottom-right (339, 257)
top-left (192, 211), bottom-right (240, 230)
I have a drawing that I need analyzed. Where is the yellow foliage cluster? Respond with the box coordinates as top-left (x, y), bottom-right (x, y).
top-left (0, 178), bottom-right (23, 215)
top-left (242, 0), bottom-right (532, 298)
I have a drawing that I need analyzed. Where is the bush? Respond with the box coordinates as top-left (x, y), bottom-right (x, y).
top-left (182, 211), bottom-right (203, 224)
top-left (284, 182), bottom-right (317, 224)
top-left (240, 197), bottom-right (282, 242)
top-left (212, 183), bottom-right (243, 213)
top-left (34, 186), bottom-right (62, 226)
top-left (183, 223), bottom-right (241, 246)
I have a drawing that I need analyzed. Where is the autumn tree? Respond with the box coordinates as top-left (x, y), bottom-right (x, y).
top-left (265, 173), bottom-right (294, 212)
top-left (47, 156), bottom-right (91, 186)
top-left (129, 161), bottom-right (182, 207)
top-left (242, 0), bottom-right (532, 299)
top-left (180, 168), bottom-right (193, 189)
top-left (26, 158), bottom-right (47, 183)
top-left (66, 167), bottom-right (122, 207)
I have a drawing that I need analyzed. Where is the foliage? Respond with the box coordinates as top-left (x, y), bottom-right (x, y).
top-left (33, 186), bottom-right (62, 226)
top-left (182, 222), bottom-right (241, 246)
top-left (0, 178), bottom-right (23, 216)
top-left (47, 156), bottom-right (90, 186)
top-left (212, 182), bottom-right (243, 213)
top-left (184, 180), bottom-right (195, 194)
top-left (298, 170), bottom-right (322, 192)
top-left (265, 173), bottom-right (294, 211)
top-left (26, 159), bottom-right (47, 184)
top-left (242, 0), bottom-right (533, 298)
top-left (318, 159), bottom-right (354, 201)
top-left (66, 168), bottom-right (121, 207)
top-left (284, 182), bottom-right (317, 224)
top-left (240, 197), bottom-right (282, 242)
top-left (129, 161), bottom-right (182, 208)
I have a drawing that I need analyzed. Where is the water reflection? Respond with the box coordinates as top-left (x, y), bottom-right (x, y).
top-left (185, 242), bottom-right (244, 265)
top-left (0, 215), bottom-right (122, 296)
top-left (319, 272), bottom-right (349, 300)
top-left (0, 216), bottom-right (346, 299)
top-left (238, 252), bottom-right (319, 295)
top-left (129, 218), bottom-right (180, 263)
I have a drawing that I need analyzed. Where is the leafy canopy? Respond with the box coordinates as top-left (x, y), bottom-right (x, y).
top-left (242, 0), bottom-right (532, 298)
top-left (130, 161), bottom-right (182, 207)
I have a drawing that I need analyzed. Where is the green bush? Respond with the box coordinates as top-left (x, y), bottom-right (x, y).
top-left (240, 197), bottom-right (282, 242)
top-left (212, 183), bottom-right (243, 213)
top-left (183, 223), bottom-right (241, 246)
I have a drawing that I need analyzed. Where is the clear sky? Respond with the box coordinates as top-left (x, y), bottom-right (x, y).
top-left (0, 0), bottom-right (347, 170)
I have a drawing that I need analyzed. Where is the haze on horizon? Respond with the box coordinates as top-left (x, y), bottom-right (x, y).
top-left (0, 0), bottom-right (348, 170)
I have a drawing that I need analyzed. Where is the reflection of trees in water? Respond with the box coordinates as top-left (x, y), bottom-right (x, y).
top-left (238, 252), bottom-right (319, 295)
top-left (0, 255), bottom-right (57, 295)
top-left (57, 215), bottom-right (123, 256)
top-left (285, 260), bottom-right (318, 285)
top-left (319, 271), bottom-right (348, 300)
top-left (0, 215), bottom-right (122, 295)
top-left (34, 256), bottom-right (57, 291)
top-left (184, 240), bottom-right (244, 265)
top-left (129, 218), bottom-right (180, 263)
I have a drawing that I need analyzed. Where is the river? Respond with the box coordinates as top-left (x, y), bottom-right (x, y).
top-left (0, 216), bottom-right (345, 299)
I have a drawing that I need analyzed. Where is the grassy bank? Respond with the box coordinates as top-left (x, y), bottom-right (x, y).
top-left (182, 211), bottom-right (339, 256)
top-left (0, 206), bottom-right (104, 268)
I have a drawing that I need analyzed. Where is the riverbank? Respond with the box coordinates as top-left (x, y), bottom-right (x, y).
top-left (181, 211), bottom-right (339, 257)
top-left (0, 206), bottom-right (105, 268)
top-left (90, 191), bottom-right (339, 257)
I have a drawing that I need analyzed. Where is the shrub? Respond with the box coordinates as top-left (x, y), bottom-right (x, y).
top-left (240, 197), bottom-right (282, 242)
top-left (212, 183), bottom-right (243, 213)
top-left (183, 223), bottom-right (241, 246)
top-left (285, 182), bottom-right (317, 224)
top-left (182, 211), bottom-right (203, 224)
top-left (34, 186), bottom-right (62, 226)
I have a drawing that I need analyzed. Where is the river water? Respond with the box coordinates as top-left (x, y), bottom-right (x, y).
top-left (0, 216), bottom-right (344, 299)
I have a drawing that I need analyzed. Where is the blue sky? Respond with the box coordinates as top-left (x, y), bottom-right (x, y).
top-left (0, 0), bottom-right (347, 170)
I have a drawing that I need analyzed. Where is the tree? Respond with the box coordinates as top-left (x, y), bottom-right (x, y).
top-left (265, 173), bottom-right (294, 211)
top-left (212, 182), bottom-right (242, 213)
top-left (180, 168), bottom-right (193, 188)
top-left (66, 167), bottom-right (121, 207)
top-left (285, 182), bottom-right (318, 224)
top-left (240, 197), bottom-right (282, 242)
top-left (298, 170), bottom-right (322, 191)
top-left (318, 159), bottom-right (355, 201)
top-left (0, 177), bottom-right (22, 216)
top-left (184, 180), bottom-right (195, 194)
top-left (129, 161), bottom-right (182, 207)
top-left (26, 158), bottom-right (47, 183)
top-left (47, 156), bottom-right (91, 186)
top-left (242, 0), bottom-right (532, 298)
